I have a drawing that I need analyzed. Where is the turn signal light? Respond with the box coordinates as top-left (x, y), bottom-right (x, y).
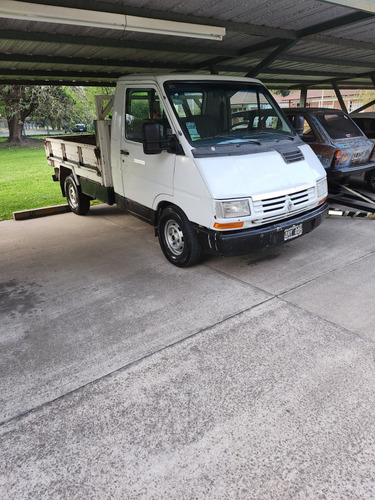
top-left (214, 221), bottom-right (244, 229)
top-left (332, 150), bottom-right (342, 167)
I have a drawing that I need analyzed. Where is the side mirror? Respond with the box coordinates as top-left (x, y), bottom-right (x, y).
top-left (293, 115), bottom-right (305, 137)
top-left (142, 122), bottom-right (163, 154)
top-left (142, 122), bottom-right (180, 155)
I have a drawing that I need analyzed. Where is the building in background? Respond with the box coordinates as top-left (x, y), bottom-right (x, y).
top-left (277, 89), bottom-right (375, 112)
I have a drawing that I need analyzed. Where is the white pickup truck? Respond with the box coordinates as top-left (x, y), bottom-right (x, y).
top-left (45, 74), bottom-right (329, 267)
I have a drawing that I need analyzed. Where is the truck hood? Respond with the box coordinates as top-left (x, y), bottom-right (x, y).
top-left (194, 144), bottom-right (325, 199)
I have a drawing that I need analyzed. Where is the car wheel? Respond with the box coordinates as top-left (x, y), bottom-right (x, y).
top-left (158, 206), bottom-right (202, 267)
top-left (65, 175), bottom-right (90, 215)
top-left (365, 169), bottom-right (375, 193)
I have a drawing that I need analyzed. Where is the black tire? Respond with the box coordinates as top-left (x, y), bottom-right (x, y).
top-left (365, 169), bottom-right (375, 193)
top-left (65, 175), bottom-right (90, 215)
top-left (157, 206), bottom-right (202, 267)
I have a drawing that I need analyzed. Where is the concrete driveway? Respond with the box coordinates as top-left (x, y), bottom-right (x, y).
top-left (1, 197), bottom-right (375, 498)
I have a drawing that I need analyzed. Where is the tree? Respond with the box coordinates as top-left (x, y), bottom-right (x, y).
top-left (0, 85), bottom-right (75, 145)
top-left (75, 86), bottom-right (114, 130)
top-left (0, 85), bottom-right (36, 144)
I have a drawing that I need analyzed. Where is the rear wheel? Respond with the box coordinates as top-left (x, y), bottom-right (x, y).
top-left (157, 206), bottom-right (202, 267)
top-left (365, 169), bottom-right (375, 193)
top-left (65, 175), bottom-right (90, 215)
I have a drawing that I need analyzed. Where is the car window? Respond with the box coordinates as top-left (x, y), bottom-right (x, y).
top-left (352, 117), bottom-right (375, 138)
top-left (286, 114), bottom-right (316, 142)
top-left (317, 113), bottom-right (362, 139)
top-left (125, 88), bottom-right (170, 142)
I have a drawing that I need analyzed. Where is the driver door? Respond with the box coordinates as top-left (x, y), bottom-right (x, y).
top-left (121, 86), bottom-right (175, 215)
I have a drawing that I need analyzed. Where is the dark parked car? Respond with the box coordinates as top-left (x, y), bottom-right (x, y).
top-left (284, 108), bottom-right (375, 191)
top-left (72, 123), bottom-right (87, 132)
top-left (350, 112), bottom-right (375, 142)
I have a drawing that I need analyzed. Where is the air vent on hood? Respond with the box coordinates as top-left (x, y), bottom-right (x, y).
top-left (279, 149), bottom-right (304, 163)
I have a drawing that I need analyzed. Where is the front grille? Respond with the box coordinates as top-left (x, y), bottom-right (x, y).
top-left (252, 187), bottom-right (315, 224)
top-left (279, 148), bottom-right (305, 163)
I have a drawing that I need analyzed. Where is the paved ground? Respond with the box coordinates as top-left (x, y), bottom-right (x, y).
top-left (1, 190), bottom-right (375, 498)
top-left (0, 129), bottom-right (64, 137)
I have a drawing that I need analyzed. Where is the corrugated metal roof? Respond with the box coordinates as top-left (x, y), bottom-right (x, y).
top-left (0, 0), bottom-right (374, 92)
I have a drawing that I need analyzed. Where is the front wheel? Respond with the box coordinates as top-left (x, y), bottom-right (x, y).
top-left (365, 169), bottom-right (375, 193)
top-left (157, 206), bottom-right (202, 267)
top-left (65, 175), bottom-right (90, 215)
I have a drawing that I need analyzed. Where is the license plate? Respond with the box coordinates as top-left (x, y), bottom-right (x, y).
top-left (284, 223), bottom-right (303, 241)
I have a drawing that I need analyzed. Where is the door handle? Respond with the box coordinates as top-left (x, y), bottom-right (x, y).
top-left (120, 149), bottom-right (129, 156)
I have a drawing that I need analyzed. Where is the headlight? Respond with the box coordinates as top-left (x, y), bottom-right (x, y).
top-left (316, 178), bottom-right (328, 198)
top-left (216, 199), bottom-right (251, 218)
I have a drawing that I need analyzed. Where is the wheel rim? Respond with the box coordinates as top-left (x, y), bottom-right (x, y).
top-left (164, 220), bottom-right (184, 256)
top-left (68, 183), bottom-right (78, 209)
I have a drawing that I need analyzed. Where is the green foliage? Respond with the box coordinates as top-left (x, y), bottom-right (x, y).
top-left (65, 87), bottom-right (92, 129)
top-left (0, 140), bottom-right (63, 220)
top-left (129, 92), bottom-right (151, 119)
top-left (30, 86), bottom-right (75, 129)
top-left (0, 85), bottom-right (115, 137)
top-left (0, 85), bottom-right (80, 142)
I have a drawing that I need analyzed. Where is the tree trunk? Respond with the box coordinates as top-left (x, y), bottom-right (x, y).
top-left (7, 113), bottom-right (25, 144)
top-left (2, 85), bottom-right (34, 145)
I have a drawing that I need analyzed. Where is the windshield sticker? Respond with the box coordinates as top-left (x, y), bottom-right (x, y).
top-left (186, 122), bottom-right (200, 141)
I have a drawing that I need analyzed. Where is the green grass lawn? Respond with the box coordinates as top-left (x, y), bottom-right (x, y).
top-left (0, 139), bottom-right (65, 221)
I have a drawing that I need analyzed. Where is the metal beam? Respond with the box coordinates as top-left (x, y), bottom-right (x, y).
top-left (198, 38), bottom-right (290, 72)
top-left (305, 33), bottom-right (375, 51)
top-left (218, 66), bottom-right (352, 78)
top-left (332, 83), bottom-right (348, 112)
top-left (0, 79), bottom-right (117, 86)
top-left (0, 59), bottom-right (351, 80)
top-left (0, 68), bottom-right (125, 79)
top-left (296, 69), bottom-right (375, 89)
top-left (351, 98), bottom-right (375, 112)
top-left (200, 10), bottom-right (375, 78)
top-left (297, 11), bottom-right (374, 37)
top-left (300, 87), bottom-right (308, 107)
top-left (246, 41), bottom-right (299, 77)
top-left (0, 53), bottom-right (199, 71)
top-left (3, 50), bottom-right (375, 77)
top-left (278, 53), bottom-right (375, 70)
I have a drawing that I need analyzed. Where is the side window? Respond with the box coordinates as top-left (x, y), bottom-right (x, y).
top-left (301, 117), bottom-right (317, 142)
top-left (125, 89), bottom-right (169, 142)
top-left (288, 114), bottom-right (316, 142)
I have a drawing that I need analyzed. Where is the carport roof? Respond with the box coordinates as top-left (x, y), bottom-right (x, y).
top-left (1, 0), bottom-right (375, 90)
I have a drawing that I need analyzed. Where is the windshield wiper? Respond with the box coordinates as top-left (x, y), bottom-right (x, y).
top-left (245, 131), bottom-right (296, 142)
top-left (236, 138), bottom-right (262, 146)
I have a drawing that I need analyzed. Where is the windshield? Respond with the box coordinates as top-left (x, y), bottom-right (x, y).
top-left (164, 80), bottom-right (294, 147)
top-left (317, 113), bottom-right (362, 140)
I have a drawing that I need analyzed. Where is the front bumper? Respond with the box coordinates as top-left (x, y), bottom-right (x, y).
top-left (197, 202), bottom-right (329, 257)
